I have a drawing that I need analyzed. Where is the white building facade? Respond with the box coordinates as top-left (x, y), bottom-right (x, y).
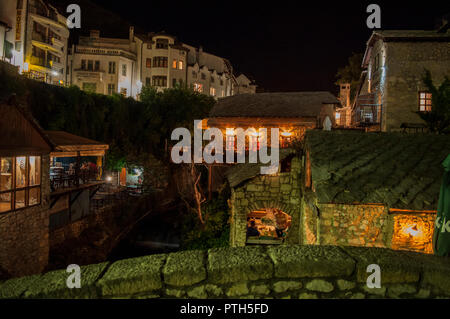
top-left (0, 0), bottom-right (69, 85)
top-left (69, 29), bottom-right (250, 99)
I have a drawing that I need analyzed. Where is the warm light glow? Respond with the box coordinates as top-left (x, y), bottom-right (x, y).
top-left (392, 214), bottom-right (434, 254)
top-left (226, 128), bottom-right (235, 136)
top-left (52, 71), bottom-right (58, 76)
top-left (281, 131), bottom-right (292, 137)
top-left (23, 62), bottom-right (29, 72)
top-left (403, 224), bottom-right (421, 237)
top-left (106, 176), bottom-right (112, 182)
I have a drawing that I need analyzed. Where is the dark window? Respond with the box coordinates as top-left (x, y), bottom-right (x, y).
top-left (155, 38), bottom-right (169, 49)
top-left (94, 60), bottom-right (100, 71)
top-left (81, 60), bottom-right (86, 70)
top-left (201, 73), bottom-right (206, 80)
top-left (152, 76), bottom-right (167, 87)
top-left (145, 77), bottom-right (151, 87)
top-left (172, 78), bottom-right (177, 87)
top-left (280, 154), bottom-right (295, 173)
top-left (108, 61), bottom-right (116, 74)
top-left (153, 57), bottom-right (168, 68)
top-left (87, 60), bottom-right (93, 71)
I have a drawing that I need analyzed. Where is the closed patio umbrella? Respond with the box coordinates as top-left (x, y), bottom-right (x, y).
top-left (433, 154), bottom-right (450, 256)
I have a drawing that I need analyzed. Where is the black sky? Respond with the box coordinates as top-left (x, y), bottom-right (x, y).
top-left (60, 0), bottom-right (450, 94)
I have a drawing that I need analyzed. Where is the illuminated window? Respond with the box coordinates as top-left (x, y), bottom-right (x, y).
top-left (120, 87), bottom-right (127, 96)
top-left (178, 60), bottom-right (183, 70)
top-left (146, 58), bottom-right (151, 68)
top-left (210, 87), bottom-right (216, 96)
top-left (172, 59), bottom-right (177, 69)
top-left (419, 92), bottom-right (432, 112)
top-left (193, 83), bottom-right (203, 93)
top-left (0, 156), bottom-right (41, 213)
top-left (226, 129), bottom-right (235, 151)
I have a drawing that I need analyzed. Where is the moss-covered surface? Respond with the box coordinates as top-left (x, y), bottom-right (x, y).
top-left (23, 262), bottom-right (109, 299)
top-left (97, 254), bottom-right (166, 297)
top-left (207, 246), bottom-right (273, 284)
top-left (267, 245), bottom-right (355, 278)
top-left (163, 250), bottom-right (206, 286)
top-left (305, 130), bottom-right (450, 210)
top-left (1, 245), bottom-right (449, 299)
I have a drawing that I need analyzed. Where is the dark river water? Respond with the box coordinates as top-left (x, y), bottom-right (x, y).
top-left (108, 208), bottom-right (183, 261)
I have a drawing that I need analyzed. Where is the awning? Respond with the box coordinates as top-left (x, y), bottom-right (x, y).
top-left (45, 131), bottom-right (109, 158)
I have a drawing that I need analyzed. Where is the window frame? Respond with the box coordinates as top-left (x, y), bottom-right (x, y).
top-left (0, 155), bottom-right (42, 214)
top-left (418, 91), bottom-right (432, 112)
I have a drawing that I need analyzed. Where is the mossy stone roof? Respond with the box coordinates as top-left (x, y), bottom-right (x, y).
top-left (306, 130), bottom-right (450, 210)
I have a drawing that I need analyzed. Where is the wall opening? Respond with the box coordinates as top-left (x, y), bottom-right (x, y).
top-left (246, 208), bottom-right (292, 245)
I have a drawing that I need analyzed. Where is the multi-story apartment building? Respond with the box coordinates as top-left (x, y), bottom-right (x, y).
top-left (67, 29), bottom-right (139, 98)
top-left (0, 0), bottom-right (69, 85)
top-left (69, 28), bottom-right (247, 99)
top-left (353, 25), bottom-right (450, 131)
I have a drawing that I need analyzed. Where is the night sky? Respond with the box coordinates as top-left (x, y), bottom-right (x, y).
top-left (56, 0), bottom-right (450, 94)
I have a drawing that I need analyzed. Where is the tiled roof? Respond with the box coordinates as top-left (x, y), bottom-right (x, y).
top-left (306, 130), bottom-right (450, 210)
top-left (210, 92), bottom-right (340, 118)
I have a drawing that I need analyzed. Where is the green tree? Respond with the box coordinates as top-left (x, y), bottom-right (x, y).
top-left (417, 70), bottom-right (450, 134)
top-left (335, 52), bottom-right (364, 103)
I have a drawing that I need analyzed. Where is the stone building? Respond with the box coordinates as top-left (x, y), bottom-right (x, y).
top-left (0, 97), bottom-right (52, 277)
top-left (226, 129), bottom-right (449, 255)
top-left (0, 0), bottom-right (69, 85)
top-left (205, 91), bottom-right (340, 149)
top-left (302, 130), bottom-right (450, 254)
top-left (353, 27), bottom-right (450, 131)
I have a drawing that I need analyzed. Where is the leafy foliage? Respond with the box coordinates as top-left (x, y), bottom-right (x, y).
top-left (417, 70), bottom-right (450, 134)
top-left (335, 52), bottom-right (364, 103)
top-left (180, 184), bottom-right (231, 250)
top-left (0, 69), bottom-right (216, 168)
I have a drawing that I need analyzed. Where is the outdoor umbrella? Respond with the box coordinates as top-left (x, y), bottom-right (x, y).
top-left (433, 154), bottom-right (450, 256)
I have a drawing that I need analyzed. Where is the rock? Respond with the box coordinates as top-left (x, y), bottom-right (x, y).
top-left (208, 246), bottom-right (273, 284)
top-left (387, 284), bottom-right (417, 298)
top-left (350, 293), bottom-right (366, 299)
top-left (226, 283), bottom-right (249, 297)
top-left (187, 286), bottom-right (207, 299)
top-left (204, 284), bottom-right (223, 297)
top-left (97, 255), bottom-right (165, 297)
top-left (267, 245), bottom-right (354, 278)
top-left (273, 281), bottom-right (302, 293)
top-left (415, 288), bottom-right (430, 299)
top-left (336, 279), bottom-right (355, 291)
top-left (163, 250), bottom-right (206, 286)
top-left (363, 285), bottom-right (386, 297)
top-left (299, 292), bottom-right (318, 299)
top-left (305, 279), bottom-right (334, 293)
top-left (165, 288), bottom-right (185, 298)
top-left (250, 284), bottom-right (270, 295)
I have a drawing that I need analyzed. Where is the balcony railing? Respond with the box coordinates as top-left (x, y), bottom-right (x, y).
top-left (353, 93), bottom-right (382, 126)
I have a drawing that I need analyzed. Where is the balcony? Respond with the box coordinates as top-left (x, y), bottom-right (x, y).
top-left (352, 93), bottom-right (382, 127)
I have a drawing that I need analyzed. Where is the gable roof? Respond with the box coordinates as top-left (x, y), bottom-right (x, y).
top-left (44, 131), bottom-right (109, 156)
top-left (210, 92), bottom-right (340, 118)
top-left (305, 130), bottom-right (450, 211)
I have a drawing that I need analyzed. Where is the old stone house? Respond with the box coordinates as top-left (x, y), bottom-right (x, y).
top-left (353, 27), bottom-right (450, 131)
top-left (205, 91), bottom-right (341, 148)
top-left (226, 129), bottom-right (449, 255)
top-left (302, 130), bottom-right (450, 254)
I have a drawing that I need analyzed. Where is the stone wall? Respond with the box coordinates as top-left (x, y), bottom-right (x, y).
top-left (383, 41), bottom-right (450, 131)
top-left (0, 155), bottom-right (50, 277)
top-left (1, 245), bottom-right (449, 299)
top-left (229, 157), bottom-right (302, 247)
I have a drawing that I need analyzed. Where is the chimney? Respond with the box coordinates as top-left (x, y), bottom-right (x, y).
top-left (90, 30), bottom-right (100, 39)
top-left (129, 26), bottom-right (134, 41)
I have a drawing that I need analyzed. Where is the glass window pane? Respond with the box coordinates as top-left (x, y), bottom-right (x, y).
top-left (29, 187), bottom-right (40, 206)
top-left (426, 93), bottom-right (432, 99)
top-left (1, 157), bottom-right (13, 191)
top-left (29, 156), bottom-right (40, 186)
top-left (16, 157), bottom-right (27, 188)
top-left (15, 190), bottom-right (25, 209)
top-left (0, 192), bottom-right (12, 212)
top-left (420, 93), bottom-right (426, 98)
